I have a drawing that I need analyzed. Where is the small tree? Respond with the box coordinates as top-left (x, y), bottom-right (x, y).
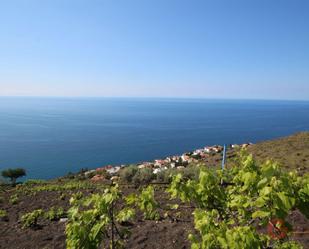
top-left (132, 168), bottom-right (154, 186)
top-left (1, 168), bottom-right (26, 185)
top-left (119, 165), bottom-right (138, 183)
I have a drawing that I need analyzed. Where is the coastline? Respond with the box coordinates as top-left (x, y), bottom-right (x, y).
top-left (87, 143), bottom-right (252, 182)
top-left (1, 97), bottom-right (309, 180)
top-left (1, 132), bottom-right (308, 249)
top-left (69, 131), bottom-right (309, 182)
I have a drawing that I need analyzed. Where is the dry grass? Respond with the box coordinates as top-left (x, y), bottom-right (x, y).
top-left (248, 132), bottom-right (309, 174)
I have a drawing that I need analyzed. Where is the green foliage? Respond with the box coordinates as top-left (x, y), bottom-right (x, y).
top-left (85, 170), bottom-right (97, 179)
top-left (155, 168), bottom-right (174, 183)
top-left (21, 209), bottom-right (43, 228)
top-left (132, 168), bottom-right (154, 186)
top-left (59, 193), bottom-right (66, 200)
top-left (12, 152), bottom-right (305, 248)
top-left (95, 168), bottom-right (111, 179)
top-left (167, 203), bottom-right (179, 210)
top-left (181, 166), bottom-right (201, 181)
top-left (9, 194), bottom-right (18, 205)
top-left (155, 166), bottom-right (201, 183)
top-left (23, 179), bottom-right (47, 186)
top-left (230, 157), bottom-right (303, 224)
top-left (15, 180), bottom-right (96, 195)
top-left (274, 241), bottom-right (303, 249)
top-left (0, 209), bottom-right (7, 218)
top-left (44, 207), bottom-right (65, 221)
top-left (138, 186), bottom-right (159, 220)
top-left (168, 153), bottom-right (306, 249)
top-left (119, 165), bottom-right (138, 183)
top-left (1, 168), bottom-right (26, 185)
top-left (167, 169), bottom-right (226, 210)
top-left (69, 191), bottom-right (84, 205)
top-left (65, 171), bottom-right (76, 179)
top-left (296, 174), bottom-right (309, 219)
top-left (116, 208), bottom-right (135, 223)
top-left (189, 209), bottom-right (268, 249)
top-left (66, 185), bottom-right (127, 249)
top-left (126, 186), bottom-right (159, 220)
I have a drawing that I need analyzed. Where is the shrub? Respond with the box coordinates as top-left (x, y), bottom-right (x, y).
top-left (96, 168), bottom-right (111, 179)
top-left (69, 191), bottom-right (84, 205)
top-left (156, 165), bottom-right (203, 183)
top-left (1, 168), bottom-right (26, 185)
top-left (126, 185), bottom-right (159, 220)
top-left (85, 170), bottom-right (96, 179)
top-left (44, 207), bottom-right (65, 221)
top-left (24, 179), bottom-right (46, 186)
top-left (72, 191), bottom-right (83, 200)
top-left (66, 185), bottom-right (124, 249)
top-left (155, 166), bottom-right (201, 183)
top-left (0, 209), bottom-right (7, 218)
top-left (181, 166), bottom-right (201, 181)
top-left (119, 165), bottom-right (138, 183)
top-left (0, 209), bottom-right (8, 222)
top-left (132, 168), bottom-right (154, 186)
top-left (155, 170), bottom-right (167, 183)
top-left (9, 194), bottom-right (18, 205)
top-left (77, 174), bottom-right (88, 181)
top-left (156, 170), bottom-right (169, 182)
top-left (21, 209), bottom-right (43, 228)
top-left (156, 168), bottom-right (178, 183)
top-left (59, 193), bottom-right (66, 200)
top-left (65, 172), bottom-right (75, 179)
top-left (168, 154), bottom-right (307, 248)
top-left (116, 207), bottom-right (135, 223)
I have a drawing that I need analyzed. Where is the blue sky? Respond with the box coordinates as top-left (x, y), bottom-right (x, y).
top-left (0, 0), bottom-right (308, 100)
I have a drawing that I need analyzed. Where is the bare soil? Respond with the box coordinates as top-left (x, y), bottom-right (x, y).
top-left (1, 132), bottom-right (309, 249)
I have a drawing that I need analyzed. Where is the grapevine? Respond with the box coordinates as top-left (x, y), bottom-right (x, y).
top-left (65, 184), bottom-right (133, 249)
top-left (168, 152), bottom-right (309, 248)
top-left (125, 185), bottom-right (160, 220)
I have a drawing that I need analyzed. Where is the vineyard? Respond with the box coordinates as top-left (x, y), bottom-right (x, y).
top-left (1, 150), bottom-right (309, 248)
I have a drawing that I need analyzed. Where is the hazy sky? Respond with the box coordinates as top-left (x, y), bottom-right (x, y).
top-left (0, 0), bottom-right (308, 100)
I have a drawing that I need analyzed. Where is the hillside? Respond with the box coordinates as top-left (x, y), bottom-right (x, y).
top-left (0, 132), bottom-right (308, 249)
top-left (248, 132), bottom-right (309, 174)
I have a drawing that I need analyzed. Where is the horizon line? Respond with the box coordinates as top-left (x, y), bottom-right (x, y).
top-left (0, 95), bottom-right (309, 102)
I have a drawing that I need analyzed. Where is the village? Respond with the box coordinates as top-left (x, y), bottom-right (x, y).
top-left (86, 143), bottom-right (253, 182)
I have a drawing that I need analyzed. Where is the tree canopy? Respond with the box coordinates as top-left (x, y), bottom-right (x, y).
top-left (1, 168), bottom-right (26, 185)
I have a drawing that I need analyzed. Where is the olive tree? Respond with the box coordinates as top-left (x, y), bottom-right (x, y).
top-left (1, 168), bottom-right (26, 185)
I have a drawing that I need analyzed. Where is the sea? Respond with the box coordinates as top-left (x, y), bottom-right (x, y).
top-left (0, 97), bottom-right (309, 180)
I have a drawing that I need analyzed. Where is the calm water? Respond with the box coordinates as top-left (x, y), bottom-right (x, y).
top-left (0, 97), bottom-right (309, 180)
